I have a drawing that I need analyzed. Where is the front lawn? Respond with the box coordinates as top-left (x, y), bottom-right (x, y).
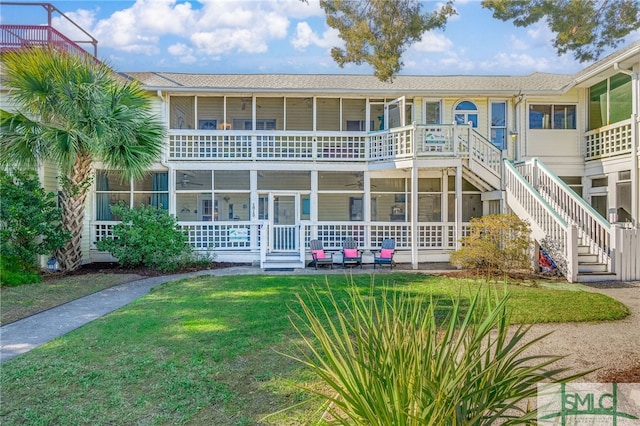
top-left (0, 273), bottom-right (629, 425)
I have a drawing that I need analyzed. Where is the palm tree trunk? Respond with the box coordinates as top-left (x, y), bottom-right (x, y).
top-left (56, 153), bottom-right (93, 272)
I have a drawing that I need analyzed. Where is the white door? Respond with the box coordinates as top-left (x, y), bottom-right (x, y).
top-left (269, 194), bottom-right (299, 252)
top-left (384, 96), bottom-right (406, 129)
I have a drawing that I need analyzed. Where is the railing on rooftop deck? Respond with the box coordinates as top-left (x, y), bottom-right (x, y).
top-left (585, 119), bottom-right (633, 160)
top-left (0, 24), bottom-right (90, 57)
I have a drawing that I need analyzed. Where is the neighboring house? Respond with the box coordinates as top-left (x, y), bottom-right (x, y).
top-left (1, 8), bottom-right (639, 281)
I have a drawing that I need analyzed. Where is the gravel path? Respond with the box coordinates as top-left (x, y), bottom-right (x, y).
top-left (518, 280), bottom-right (640, 381)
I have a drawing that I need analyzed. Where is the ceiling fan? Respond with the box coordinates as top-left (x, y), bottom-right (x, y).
top-left (179, 173), bottom-right (203, 188)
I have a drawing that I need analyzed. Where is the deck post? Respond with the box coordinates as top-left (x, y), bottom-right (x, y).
top-left (411, 162), bottom-right (419, 269)
top-left (455, 164), bottom-right (463, 250)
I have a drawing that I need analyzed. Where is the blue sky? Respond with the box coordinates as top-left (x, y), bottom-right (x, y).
top-left (2, 0), bottom-right (639, 76)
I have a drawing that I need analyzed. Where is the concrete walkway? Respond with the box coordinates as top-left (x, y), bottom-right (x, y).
top-left (1, 264), bottom-right (452, 362)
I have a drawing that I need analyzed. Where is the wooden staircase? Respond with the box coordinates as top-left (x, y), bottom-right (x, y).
top-left (575, 244), bottom-right (616, 282)
top-left (504, 159), bottom-right (617, 283)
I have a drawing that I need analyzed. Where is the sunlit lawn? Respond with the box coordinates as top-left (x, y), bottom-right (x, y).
top-left (0, 273), bottom-right (629, 425)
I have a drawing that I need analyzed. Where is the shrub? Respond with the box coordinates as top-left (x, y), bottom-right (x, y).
top-left (0, 170), bottom-right (69, 286)
top-left (450, 214), bottom-right (532, 275)
top-left (286, 281), bottom-right (586, 425)
top-left (95, 202), bottom-right (207, 272)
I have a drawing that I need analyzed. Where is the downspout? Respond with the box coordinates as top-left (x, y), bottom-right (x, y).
top-left (157, 90), bottom-right (175, 217)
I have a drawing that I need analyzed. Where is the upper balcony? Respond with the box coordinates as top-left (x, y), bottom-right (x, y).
top-left (168, 123), bottom-right (503, 180)
top-left (0, 2), bottom-right (97, 58)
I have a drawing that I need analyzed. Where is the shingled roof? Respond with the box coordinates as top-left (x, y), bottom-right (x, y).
top-left (119, 71), bottom-right (575, 96)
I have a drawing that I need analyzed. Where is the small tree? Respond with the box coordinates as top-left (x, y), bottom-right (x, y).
top-left (95, 202), bottom-right (204, 272)
top-left (0, 170), bottom-right (70, 285)
top-left (450, 214), bottom-right (532, 276)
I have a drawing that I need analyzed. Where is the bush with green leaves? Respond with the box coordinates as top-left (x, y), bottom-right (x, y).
top-left (287, 281), bottom-right (585, 425)
top-left (450, 214), bottom-right (532, 275)
top-left (95, 202), bottom-right (209, 272)
top-left (0, 170), bottom-right (70, 286)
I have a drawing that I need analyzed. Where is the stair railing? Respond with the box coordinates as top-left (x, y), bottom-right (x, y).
top-left (504, 160), bottom-right (578, 281)
top-left (515, 158), bottom-right (612, 269)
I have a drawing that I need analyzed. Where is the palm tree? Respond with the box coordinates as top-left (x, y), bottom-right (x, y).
top-left (1, 48), bottom-right (164, 272)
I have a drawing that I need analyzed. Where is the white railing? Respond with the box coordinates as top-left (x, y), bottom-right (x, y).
top-left (368, 125), bottom-right (414, 161)
top-left (92, 221), bottom-right (469, 255)
top-left (585, 119), bottom-right (632, 160)
top-left (504, 161), bottom-right (577, 281)
top-left (168, 131), bottom-right (368, 161)
top-left (271, 224), bottom-right (299, 251)
top-left (167, 123), bottom-right (500, 170)
top-left (515, 158), bottom-right (612, 269)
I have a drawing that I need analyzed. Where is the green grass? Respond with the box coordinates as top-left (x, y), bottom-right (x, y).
top-left (0, 273), bottom-right (629, 425)
top-left (0, 273), bottom-right (143, 325)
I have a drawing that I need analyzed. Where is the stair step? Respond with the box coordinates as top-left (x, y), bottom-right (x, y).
top-left (576, 272), bottom-right (618, 283)
top-left (577, 245), bottom-right (591, 254)
top-left (262, 255), bottom-right (305, 270)
top-left (578, 262), bottom-right (608, 273)
top-left (577, 253), bottom-right (599, 263)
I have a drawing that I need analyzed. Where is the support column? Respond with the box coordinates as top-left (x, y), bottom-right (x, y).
top-left (455, 164), bottom-right (463, 250)
top-left (411, 163), bottom-right (419, 270)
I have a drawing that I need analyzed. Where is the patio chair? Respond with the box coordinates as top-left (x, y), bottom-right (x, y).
top-left (373, 238), bottom-right (396, 269)
top-left (310, 239), bottom-right (333, 269)
top-left (342, 237), bottom-right (362, 268)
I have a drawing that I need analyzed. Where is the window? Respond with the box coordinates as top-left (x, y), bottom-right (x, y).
top-left (96, 170), bottom-right (168, 220)
top-left (346, 120), bottom-right (374, 131)
top-left (424, 100), bottom-right (442, 124)
top-left (490, 101), bottom-right (507, 150)
top-left (529, 104), bottom-right (576, 129)
top-left (454, 100), bottom-right (478, 127)
top-left (235, 119), bottom-right (276, 130)
top-left (589, 73), bottom-right (632, 130)
top-left (616, 170), bottom-right (632, 223)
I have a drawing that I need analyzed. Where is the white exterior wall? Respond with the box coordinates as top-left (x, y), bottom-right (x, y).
top-left (521, 89), bottom-right (584, 176)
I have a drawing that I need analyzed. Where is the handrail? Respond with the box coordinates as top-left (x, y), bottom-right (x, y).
top-left (517, 158), bottom-right (611, 267)
top-left (504, 160), bottom-right (573, 277)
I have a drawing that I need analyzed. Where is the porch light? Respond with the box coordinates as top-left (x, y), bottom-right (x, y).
top-left (509, 131), bottom-right (519, 138)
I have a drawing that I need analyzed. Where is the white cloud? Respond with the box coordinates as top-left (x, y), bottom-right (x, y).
top-left (291, 22), bottom-right (340, 51)
top-left (412, 32), bottom-right (453, 52)
top-left (480, 52), bottom-right (549, 73)
top-left (526, 21), bottom-right (555, 47)
top-left (509, 35), bottom-right (529, 51)
top-left (167, 42), bottom-right (197, 63)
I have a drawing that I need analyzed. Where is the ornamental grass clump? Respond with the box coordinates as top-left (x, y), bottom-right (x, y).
top-left (286, 280), bottom-right (586, 425)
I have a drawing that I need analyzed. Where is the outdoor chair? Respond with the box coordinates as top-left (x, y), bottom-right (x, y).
top-left (310, 239), bottom-right (333, 269)
top-left (373, 238), bottom-right (396, 269)
top-left (341, 237), bottom-right (362, 268)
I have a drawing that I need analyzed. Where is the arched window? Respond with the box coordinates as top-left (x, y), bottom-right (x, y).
top-left (454, 100), bottom-right (478, 127)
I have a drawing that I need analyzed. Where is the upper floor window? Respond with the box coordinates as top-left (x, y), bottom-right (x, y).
top-left (454, 100), bottom-right (478, 127)
top-left (424, 100), bottom-right (442, 125)
top-left (589, 73), bottom-right (632, 130)
top-left (490, 101), bottom-right (507, 150)
top-left (529, 104), bottom-right (576, 129)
